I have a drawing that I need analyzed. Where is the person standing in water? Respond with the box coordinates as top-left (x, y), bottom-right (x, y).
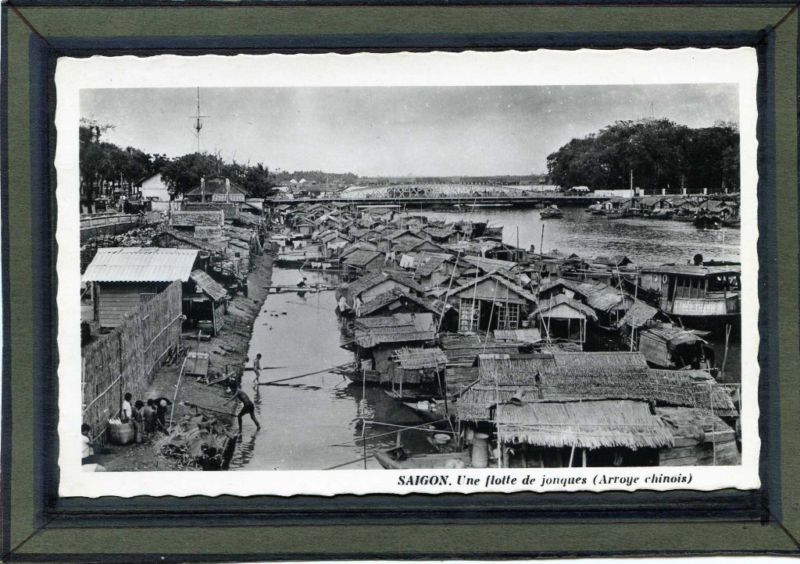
top-left (253, 353), bottom-right (262, 385)
top-left (226, 386), bottom-right (261, 436)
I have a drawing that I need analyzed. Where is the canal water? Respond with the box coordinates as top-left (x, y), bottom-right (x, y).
top-left (229, 267), bottom-right (435, 471)
top-left (421, 206), bottom-right (740, 264)
top-left (231, 208), bottom-right (742, 471)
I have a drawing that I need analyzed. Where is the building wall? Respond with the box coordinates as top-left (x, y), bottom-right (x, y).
top-left (97, 282), bottom-right (169, 328)
top-left (140, 174), bottom-right (170, 201)
top-left (83, 281), bottom-right (183, 444)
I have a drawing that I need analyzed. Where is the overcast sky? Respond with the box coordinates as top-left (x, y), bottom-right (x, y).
top-left (81, 84), bottom-right (738, 176)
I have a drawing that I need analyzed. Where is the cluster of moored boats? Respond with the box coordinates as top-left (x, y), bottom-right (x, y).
top-left (584, 194), bottom-right (741, 228)
top-left (268, 201), bottom-right (742, 469)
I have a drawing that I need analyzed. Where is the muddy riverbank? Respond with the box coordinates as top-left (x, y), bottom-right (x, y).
top-left (95, 251), bottom-right (275, 471)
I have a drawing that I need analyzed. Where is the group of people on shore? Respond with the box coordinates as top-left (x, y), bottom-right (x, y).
top-left (82, 352), bottom-right (266, 465)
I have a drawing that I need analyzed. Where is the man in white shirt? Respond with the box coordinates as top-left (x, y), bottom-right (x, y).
top-left (81, 423), bottom-right (94, 463)
top-left (121, 392), bottom-right (133, 423)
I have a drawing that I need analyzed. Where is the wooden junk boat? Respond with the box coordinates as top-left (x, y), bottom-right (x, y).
top-left (375, 446), bottom-right (471, 469)
top-left (539, 205), bottom-right (564, 219)
top-left (635, 262), bottom-right (741, 330)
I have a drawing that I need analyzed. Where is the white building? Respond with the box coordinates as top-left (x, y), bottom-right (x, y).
top-left (140, 173), bottom-right (170, 202)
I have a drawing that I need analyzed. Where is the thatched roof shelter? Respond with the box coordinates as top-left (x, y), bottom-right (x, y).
top-left (394, 347), bottom-right (448, 370)
top-left (496, 400), bottom-right (674, 450)
top-left (353, 313), bottom-right (436, 349)
top-left (457, 354), bottom-right (736, 421)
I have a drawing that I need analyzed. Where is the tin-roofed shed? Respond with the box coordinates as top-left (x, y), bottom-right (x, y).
top-left (82, 247), bottom-right (199, 328)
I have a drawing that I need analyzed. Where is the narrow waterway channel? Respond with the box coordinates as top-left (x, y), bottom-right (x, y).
top-left (231, 208), bottom-right (742, 470)
top-left (230, 267), bottom-right (435, 471)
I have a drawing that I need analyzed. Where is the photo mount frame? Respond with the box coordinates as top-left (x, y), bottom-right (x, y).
top-left (2, 1), bottom-right (798, 560)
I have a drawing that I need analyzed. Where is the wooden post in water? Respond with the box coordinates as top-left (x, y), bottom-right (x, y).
top-left (720, 323), bottom-right (732, 378)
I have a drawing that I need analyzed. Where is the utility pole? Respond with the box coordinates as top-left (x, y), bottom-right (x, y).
top-left (191, 87), bottom-right (209, 153)
top-left (629, 168), bottom-right (634, 199)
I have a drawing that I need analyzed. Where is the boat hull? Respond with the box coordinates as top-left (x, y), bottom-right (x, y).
top-left (374, 447), bottom-right (471, 469)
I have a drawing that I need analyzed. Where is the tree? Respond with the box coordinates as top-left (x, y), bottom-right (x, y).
top-left (546, 119), bottom-right (739, 194)
top-left (160, 152), bottom-right (225, 196)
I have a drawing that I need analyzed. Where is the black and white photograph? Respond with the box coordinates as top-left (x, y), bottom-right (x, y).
top-left (55, 50), bottom-right (760, 497)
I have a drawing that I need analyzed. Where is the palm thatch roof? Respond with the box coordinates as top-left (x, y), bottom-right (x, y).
top-left (394, 347), bottom-right (448, 370)
top-left (496, 400), bottom-right (674, 450)
top-left (438, 333), bottom-right (526, 366)
top-left (640, 322), bottom-right (707, 347)
top-left (353, 313), bottom-right (436, 348)
top-left (458, 354), bottom-right (734, 420)
top-left (618, 300), bottom-right (659, 329)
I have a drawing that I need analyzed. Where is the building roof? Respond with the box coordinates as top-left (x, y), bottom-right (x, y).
top-left (394, 347), bottom-right (448, 370)
top-left (493, 328), bottom-right (543, 344)
top-left (157, 228), bottom-right (223, 253)
top-left (438, 333), bottom-right (526, 366)
top-left (83, 247), bottom-right (198, 283)
top-left (211, 192), bottom-right (246, 203)
top-left (342, 249), bottom-right (384, 268)
top-left (344, 271), bottom-right (424, 299)
top-left (540, 278), bottom-right (631, 313)
top-left (353, 313), bottom-right (436, 348)
top-left (190, 270), bottom-right (228, 302)
top-left (477, 352), bottom-right (649, 383)
top-left (424, 227), bottom-right (456, 240)
top-left (459, 254), bottom-right (517, 273)
top-left (639, 322), bottom-right (707, 347)
top-left (495, 400), bottom-right (674, 450)
top-left (534, 294), bottom-right (598, 320)
top-left (448, 272), bottom-right (537, 304)
top-left (640, 263), bottom-right (741, 277)
top-left (170, 210), bottom-right (225, 228)
top-left (357, 287), bottom-right (444, 317)
top-left (414, 253), bottom-right (453, 278)
top-left (618, 300), bottom-right (659, 329)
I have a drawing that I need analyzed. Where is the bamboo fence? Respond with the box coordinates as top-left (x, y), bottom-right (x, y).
top-left (82, 281), bottom-right (183, 442)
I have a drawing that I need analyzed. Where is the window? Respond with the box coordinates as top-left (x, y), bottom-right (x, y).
top-left (459, 298), bottom-right (479, 332)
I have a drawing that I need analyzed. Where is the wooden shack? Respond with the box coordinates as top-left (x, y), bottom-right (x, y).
top-left (82, 247), bottom-right (199, 328)
top-left (386, 347), bottom-right (448, 397)
top-left (533, 294), bottom-right (597, 345)
top-left (494, 399), bottom-right (673, 468)
top-left (657, 407), bottom-right (740, 466)
top-left (185, 270), bottom-right (229, 335)
top-left (447, 273), bottom-right (537, 333)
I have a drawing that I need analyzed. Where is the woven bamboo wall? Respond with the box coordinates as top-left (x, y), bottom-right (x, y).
top-left (81, 280), bottom-right (183, 442)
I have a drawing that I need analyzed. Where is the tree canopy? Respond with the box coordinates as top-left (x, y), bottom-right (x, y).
top-left (79, 120), bottom-right (277, 202)
top-left (546, 119), bottom-right (739, 193)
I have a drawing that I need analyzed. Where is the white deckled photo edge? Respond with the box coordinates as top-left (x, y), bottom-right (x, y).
top-left (55, 48), bottom-right (760, 497)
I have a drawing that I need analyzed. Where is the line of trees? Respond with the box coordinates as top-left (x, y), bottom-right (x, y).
top-left (79, 120), bottom-right (276, 206)
top-left (546, 119), bottom-right (740, 193)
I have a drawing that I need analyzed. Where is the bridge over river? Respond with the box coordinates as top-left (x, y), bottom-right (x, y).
top-left (267, 192), bottom-right (608, 208)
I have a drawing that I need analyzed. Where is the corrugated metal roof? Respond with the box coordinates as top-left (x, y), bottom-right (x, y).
top-left (83, 247), bottom-right (198, 283)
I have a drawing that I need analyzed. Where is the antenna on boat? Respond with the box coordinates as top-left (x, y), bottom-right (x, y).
top-left (191, 87), bottom-right (209, 153)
